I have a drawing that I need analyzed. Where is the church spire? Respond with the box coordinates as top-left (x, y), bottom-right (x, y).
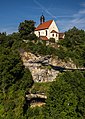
top-left (40, 13), bottom-right (45, 24)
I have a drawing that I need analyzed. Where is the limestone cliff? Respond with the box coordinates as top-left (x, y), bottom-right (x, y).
top-left (20, 51), bottom-right (77, 82)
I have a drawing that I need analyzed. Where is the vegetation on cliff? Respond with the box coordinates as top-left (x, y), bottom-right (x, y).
top-left (0, 32), bottom-right (33, 118)
top-left (57, 27), bottom-right (85, 67)
top-left (0, 20), bottom-right (85, 119)
top-left (44, 71), bottom-right (85, 119)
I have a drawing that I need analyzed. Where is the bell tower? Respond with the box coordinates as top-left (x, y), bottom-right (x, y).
top-left (40, 14), bottom-right (45, 24)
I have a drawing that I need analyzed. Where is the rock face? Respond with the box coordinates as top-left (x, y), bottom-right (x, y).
top-left (20, 51), bottom-right (77, 82)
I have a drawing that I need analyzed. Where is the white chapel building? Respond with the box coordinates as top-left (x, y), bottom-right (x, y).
top-left (34, 15), bottom-right (64, 42)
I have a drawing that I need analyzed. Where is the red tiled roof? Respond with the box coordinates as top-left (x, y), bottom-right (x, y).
top-left (35, 20), bottom-right (53, 31)
top-left (50, 30), bottom-right (58, 33)
top-left (39, 36), bottom-right (48, 40)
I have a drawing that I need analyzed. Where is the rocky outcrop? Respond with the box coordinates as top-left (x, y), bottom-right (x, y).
top-left (20, 51), bottom-right (77, 82)
top-left (26, 94), bottom-right (47, 100)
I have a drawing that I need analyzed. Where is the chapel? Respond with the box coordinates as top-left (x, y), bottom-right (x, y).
top-left (34, 14), bottom-right (64, 42)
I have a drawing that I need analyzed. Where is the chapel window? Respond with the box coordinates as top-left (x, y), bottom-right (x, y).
top-left (46, 30), bottom-right (47, 36)
top-left (39, 32), bottom-right (40, 36)
top-left (52, 34), bottom-right (54, 37)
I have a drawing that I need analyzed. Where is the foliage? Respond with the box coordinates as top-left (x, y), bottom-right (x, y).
top-left (27, 106), bottom-right (44, 119)
top-left (44, 71), bottom-right (85, 119)
top-left (0, 33), bottom-right (33, 118)
top-left (25, 41), bottom-right (57, 56)
top-left (31, 82), bottom-right (51, 95)
top-left (56, 46), bottom-right (68, 60)
top-left (18, 20), bottom-right (35, 40)
top-left (49, 38), bottom-right (55, 43)
top-left (57, 27), bottom-right (85, 66)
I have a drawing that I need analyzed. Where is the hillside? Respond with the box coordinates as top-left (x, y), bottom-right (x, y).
top-left (0, 21), bottom-right (85, 119)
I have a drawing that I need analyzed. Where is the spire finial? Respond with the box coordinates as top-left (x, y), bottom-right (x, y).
top-left (40, 13), bottom-right (45, 24)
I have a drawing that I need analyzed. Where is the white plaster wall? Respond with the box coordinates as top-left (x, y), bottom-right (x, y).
top-left (39, 29), bottom-right (46, 36)
top-left (34, 31), bottom-right (39, 37)
top-left (49, 20), bottom-right (59, 42)
top-left (49, 20), bottom-right (59, 33)
top-left (34, 29), bottom-right (48, 37)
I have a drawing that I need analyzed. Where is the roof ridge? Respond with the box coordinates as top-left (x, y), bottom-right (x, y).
top-left (35, 20), bottom-right (53, 31)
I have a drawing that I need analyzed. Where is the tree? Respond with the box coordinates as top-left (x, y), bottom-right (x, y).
top-left (44, 71), bottom-right (85, 119)
top-left (0, 33), bottom-right (33, 118)
top-left (18, 20), bottom-right (35, 39)
top-left (60, 27), bottom-right (85, 49)
top-left (27, 107), bottom-right (44, 119)
top-left (57, 27), bottom-right (85, 66)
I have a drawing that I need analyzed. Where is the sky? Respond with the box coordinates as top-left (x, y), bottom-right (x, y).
top-left (0, 0), bottom-right (85, 34)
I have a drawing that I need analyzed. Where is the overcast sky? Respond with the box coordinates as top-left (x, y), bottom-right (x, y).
top-left (0, 0), bottom-right (85, 34)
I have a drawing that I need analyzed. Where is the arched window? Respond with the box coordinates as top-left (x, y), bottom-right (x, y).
top-left (52, 34), bottom-right (54, 37)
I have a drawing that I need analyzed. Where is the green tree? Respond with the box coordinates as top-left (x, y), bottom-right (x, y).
top-left (44, 71), bottom-right (85, 119)
top-left (59, 27), bottom-right (85, 48)
top-left (57, 27), bottom-right (85, 66)
top-left (27, 107), bottom-right (44, 119)
top-left (18, 20), bottom-right (35, 39)
top-left (0, 34), bottom-right (33, 118)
